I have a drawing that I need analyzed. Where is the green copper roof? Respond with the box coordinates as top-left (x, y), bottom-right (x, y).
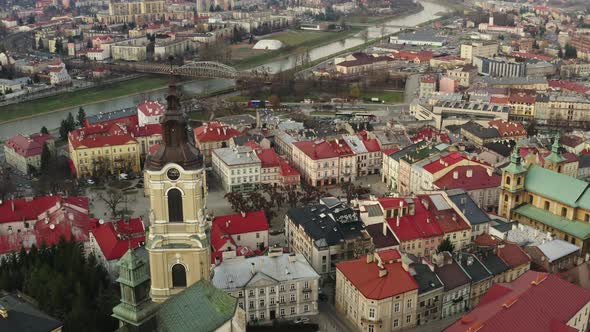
top-left (524, 165), bottom-right (590, 208)
top-left (117, 248), bottom-right (150, 287)
top-left (545, 134), bottom-right (566, 164)
top-left (503, 146), bottom-right (527, 175)
top-left (513, 204), bottom-right (590, 240)
top-left (155, 280), bottom-right (237, 332)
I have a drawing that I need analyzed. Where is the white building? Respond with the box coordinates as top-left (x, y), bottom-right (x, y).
top-left (212, 146), bottom-right (261, 193)
top-left (212, 249), bottom-right (320, 323)
top-left (137, 100), bottom-right (166, 126)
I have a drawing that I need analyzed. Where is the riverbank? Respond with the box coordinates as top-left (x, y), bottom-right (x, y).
top-left (0, 76), bottom-right (170, 124)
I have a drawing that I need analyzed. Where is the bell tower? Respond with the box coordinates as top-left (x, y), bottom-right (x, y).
top-left (144, 82), bottom-right (209, 303)
top-left (544, 134), bottom-right (566, 173)
top-left (498, 146), bottom-right (527, 218)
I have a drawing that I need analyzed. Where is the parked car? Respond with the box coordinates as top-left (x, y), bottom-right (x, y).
top-left (294, 318), bottom-right (310, 324)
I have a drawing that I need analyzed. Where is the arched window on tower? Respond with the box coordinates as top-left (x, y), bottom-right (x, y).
top-left (168, 188), bottom-right (183, 222)
top-left (506, 176), bottom-right (511, 185)
top-left (172, 264), bottom-right (187, 287)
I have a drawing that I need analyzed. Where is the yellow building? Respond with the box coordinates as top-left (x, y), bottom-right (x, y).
top-left (68, 124), bottom-right (140, 178)
top-left (499, 147), bottom-right (590, 257)
top-left (144, 83), bottom-right (210, 303)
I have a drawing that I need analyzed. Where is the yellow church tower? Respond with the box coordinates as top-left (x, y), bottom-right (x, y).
top-left (144, 82), bottom-right (210, 303)
top-left (498, 146), bottom-right (527, 219)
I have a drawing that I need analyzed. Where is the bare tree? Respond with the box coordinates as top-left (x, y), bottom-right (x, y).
top-left (0, 167), bottom-right (15, 201)
top-left (98, 188), bottom-right (126, 218)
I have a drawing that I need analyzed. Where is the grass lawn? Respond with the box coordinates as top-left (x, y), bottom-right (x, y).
top-left (0, 76), bottom-right (170, 123)
top-left (233, 27), bottom-right (362, 69)
top-left (362, 90), bottom-right (404, 103)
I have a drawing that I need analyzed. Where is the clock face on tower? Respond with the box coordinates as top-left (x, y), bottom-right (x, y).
top-left (167, 168), bottom-right (180, 181)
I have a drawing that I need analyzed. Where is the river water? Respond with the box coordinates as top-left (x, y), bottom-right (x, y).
top-left (0, 1), bottom-right (448, 140)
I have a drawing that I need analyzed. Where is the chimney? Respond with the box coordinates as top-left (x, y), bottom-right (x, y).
top-left (426, 217), bottom-right (431, 223)
top-left (251, 262), bottom-right (256, 274)
top-left (466, 256), bottom-right (474, 266)
top-left (396, 216), bottom-right (400, 227)
top-left (486, 168), bottom-right (493, 177)
top-left (11, 199), bottom-right (15, 212)
top-left (241, 211), bottom-right (246, 218)
top-left (378, 268), bottom-right (388, 278)
top-left (382, 221), bottom-right (388, 236)
top-left (489, 16), bottom-right (494, 26)
top-left (453, 171), bottom-right (458, 179)
top-left (466, 169), bottom-right (473, 178)
top-left (226, 220), bottom-right (230, 228)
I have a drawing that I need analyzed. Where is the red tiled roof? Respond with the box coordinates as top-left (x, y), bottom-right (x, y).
top-left (293, 140), bottom-right (339, 160)
top-left (421, 75), bottom-right (436, 83)
top-left (137, 100), bottom-right (165, 117)
top-left (194, 121), bottom-right (242, 142)
top-left (386, 198), bottom-right (444, 241)
top-left (489, 119), bottom-right (527, 137)
top-left (256, 148), bottom-right (281, 168)
top-left (383, 148), bottom-right (400, 155)
top-left (393, 50), bottom-right (434, 62)
top-left (212, 210), bottom-right (269, 236)
top-left (508, 92), bottom-right (536, 105)
top-left (90, 218), bottom-right (145, 261)
top-left (419, 194), bottom-right (471, 233)
top-left (444, 271), bottom-right (590, 332)
top-left (411, 126), bottom-right (451, 144)
top-left (69, 123), bottom-right (137, 149)
top-left (243, 140), bottom-right (263, 150)
top-left (336, 251), bottom-right (418, 300)
top-left (129, 123), bottom-right (162, 137)
top-left (330, 139), bottom-right (354, 157)
top-left (496, 242), bottom-right (531, 268)
top-left (434, 165), bottom-right (500, 191)
top-left (474, 233), bottom-right (501, 247)
top-left (423, 152), bottom-right (466, 174)
top-left (363, 138), bottom-right (381, 152)
top-left (378, 197), bottom-right (409, 209)
top-left (5, 133), bottom-right (53, 157)
top-left (0, 196), bottom-right (60, 223)
top-left (490, 96), bottom-right (510, 104)
top-left (548, 80), bottom-right (590, 94)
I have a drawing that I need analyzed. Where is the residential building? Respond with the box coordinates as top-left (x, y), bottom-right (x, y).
top-left (0, 196), bottom-right (90, 258)
top-left (335, 53), bottom-right (395, 75)
top-left (409, 261), bottom-right (444, 326)
top-left (341, 135), bottom-right (382, 177)
top-left (194, 121), bottom-right (242, 165)
top-left (499, 148), bottom-right (590, 256)
top-left (254, 147), bottom-right (300, 188)
top-left (447, 190), bottom-right (492, 239)
top-left (111, 38), bottom-right (149, 61)
top-left (48, 66), bottom-right (71, 85)
top-left (444, 271), bottom-right (590, 332)
top-left (4, 133), bottom-right (55, 174)
top-left (68, 123), bottom-right (141, 178)
top-left (526, 239), bottom-right (580, 273)
top-left (473, 56), bottom-right (527, 77)
top-left (495, 242), bottom-right (532, 282)
top-left (285, 197), bottom-right (373, 278)
top-left (137, 100), bottom-right (165, 126)
top-left (211, 211), bottom-right (269, 264)
top-left (154, 38), bottom-right (193, 61)
top-left (211, 146), bottom-right (261, 193)
top-left (291, 140), bottom-right (339, 187)
top-left (460, 41), bottom-right (499, 62)
top-left (433, 165), bottom-right (500, 212)
top-left (484, 77), bottom-right (548, 91)
top-left (420, 194), bottom-right (472, 251)
top-left (88, 218), bottom-right (145, 278)
top-left (429, 100), bottom-right (510, 128)
top-left (419, 75), bottom-right (437, 98)
top-left (212, 249), bottom-right (320, 323)
top-left (477, 17), bottom-right (524, 36)
top-left (432, 252), bottom-right (471, 318)
top-left (0, 291), bottom-right (63, 332)
top-left (460, 121), bottom-right (501, 146)
top-left (534, 93), bottom-right (590, 125)
top-left (336, 250), bottom-right (419, 332)
top-left (447, 65), bottom-right (478, 87)
top-left (456, 252), bottom-right (492, 308)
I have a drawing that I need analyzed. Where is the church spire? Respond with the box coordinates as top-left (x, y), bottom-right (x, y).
top-left (545, 133), bottom-right (565, 164)
top-left (503, 144), bottom-right (527, 174)
top-left (144, 81), bottom-right (203, 171)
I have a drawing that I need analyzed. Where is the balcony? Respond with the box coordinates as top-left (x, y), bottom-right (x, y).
top-left (302, 287), bottom-right (312, 293)
top-left (361, 317), bottom-right (382, 324)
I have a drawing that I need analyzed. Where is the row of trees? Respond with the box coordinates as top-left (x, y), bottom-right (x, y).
top-left (0, 238), bottom-right (119, 332)
top-left (58, 107), bottom-right (86, 140)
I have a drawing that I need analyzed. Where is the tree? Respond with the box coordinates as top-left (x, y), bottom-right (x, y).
top-left (0, 167), bottom-right (15, 201)
top-left (40, 143), bottom-right (52, 171)
top-left (340, 180), bottom-right (370, 203)
top-left (41, 126), bottom-right (49, 135)
top-left (209, 4), bottom-right (215, 11)
top-left (54, 39), bottom-right (63, 55)
top-left (224, 192), bottom-right (248, 212)
top-left (27, 15), bottom-right (35, 25)
top-left (98, 188), bottom-right (126, 218)
top-left (437, 237), bottom-right (455, 253)
top-left (38, 38), bottom-right (44, 51)
top-left (349, 85), bottom-right (361, 99)
top-left (77, 107), bottom-right (86, 127)
top-left (526, 120), bottom-right (538, 137)
top-left (86, 39), bottom-right (92, 49)
top-left (565, 44), bottom-right (578, 59)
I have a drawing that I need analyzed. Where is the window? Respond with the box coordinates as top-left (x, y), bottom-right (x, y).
top-left (561, 207), bottom-right (567, 217)
top-left (171, 264), bottom-right (186, 287)
top-left (249, 301), bottom-right (254, 309)
top-left (394, 302), bottom-right (400, 312)
top-left (259, 311), bottom-right (265, 320)
top-left (280, 285), bottom-right (285, 292)
top-left (406, 315), bottom-right (412, 323)
top-left (250, 314), bottom-right (255, 321)
top-left (270, 297), bottom-right (275, 305)
top-left (290, 283), bottom-right (295, 291)
top-left (517, 177), bottom-right (521, 185)
top-left (304, 292), bottom-right (310, 300)
top-left (167, 188), bottom-right (183, 222)
top-left (368, 325), bottom-right (374, 332)
top-left (304, 281), bottom-right (309, 289)
top-left (249, 290), bottom-right (255, 297)
top-left (238, 291), bottom-right (243, 298)
top-left (506, 176), bottom-right (511, 185)
top-left (256, 232), bottom-right (260, 238)
top-left (280, 295), bottom-right (285, 303)
top-left (259, 299), bottom-right (265, 307)
top-left (260, 288), bottom-right (265, 295)
top-left (544, 201), bottom-right (550, 210)
top-left (290, 294), bottom-right (295, 302)
top-left (393, 319), bottom-right (399, 328)
top-left (290, 307), bottom-right (296, 314)
top-left (304, 304), bottom-right (309, 312)
top-left (280, 308), bottom-right (285, 316)
top-left (407, 299), bottom-right (413, 309)
top-left (270, 287), bottom-right (275, 294)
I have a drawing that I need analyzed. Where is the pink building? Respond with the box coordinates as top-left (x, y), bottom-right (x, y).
top-left (439, 76), bottom-right (458, 93)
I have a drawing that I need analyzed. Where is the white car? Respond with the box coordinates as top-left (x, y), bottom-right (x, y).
top-left (87, 179), bottom-right (95, 185)
top-left (294, 317), bottom-right (310, 324)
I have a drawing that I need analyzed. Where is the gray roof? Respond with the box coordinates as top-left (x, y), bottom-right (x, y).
top-left (461, 121), bottom-right (500, 139)
top-left (457, 253), bottom-right (492, 283)
top-left (447, 190), bottom-right (491, 226)
top-left (537, 239), bottom-right (580, 262)
top-left (86, 107), bottom-right (136, 125)
top-left (410, 263), bottom-right (444, 294)
top-left (366, 204), bottom-right (383, 217)
top-left (287, 200), bottom-right (366, 248)
top-left (0, 292), bottom-right (62, 332)
top-left (479, 251), bottom-right (510, 276)
top-left (491, 219), bottom-right (516, 233)
top-left (342, 135), bottom-right (368, 154)
top-left (212, 253), bottom-right (319, 290)
top-left (213, 146), bottom-right (260, 166)
top-left (217, 114), bottom-right (256, 127)
top-left (579, 154), bottom-right (590, 169)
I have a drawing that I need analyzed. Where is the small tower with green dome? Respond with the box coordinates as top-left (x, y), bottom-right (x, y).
top-left (112, 248), bottom-right (159, 331)
top-left (499, 145), bottom-right (528, 218)
top-left (544, 134), bottom-right (566, 173)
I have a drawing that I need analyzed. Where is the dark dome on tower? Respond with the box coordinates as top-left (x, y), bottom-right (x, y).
top-left (144, 82), bottom-right (203, 171)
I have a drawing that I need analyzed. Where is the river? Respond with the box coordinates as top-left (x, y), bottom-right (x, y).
top-left (0, 1), bottom-right (449, 140)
